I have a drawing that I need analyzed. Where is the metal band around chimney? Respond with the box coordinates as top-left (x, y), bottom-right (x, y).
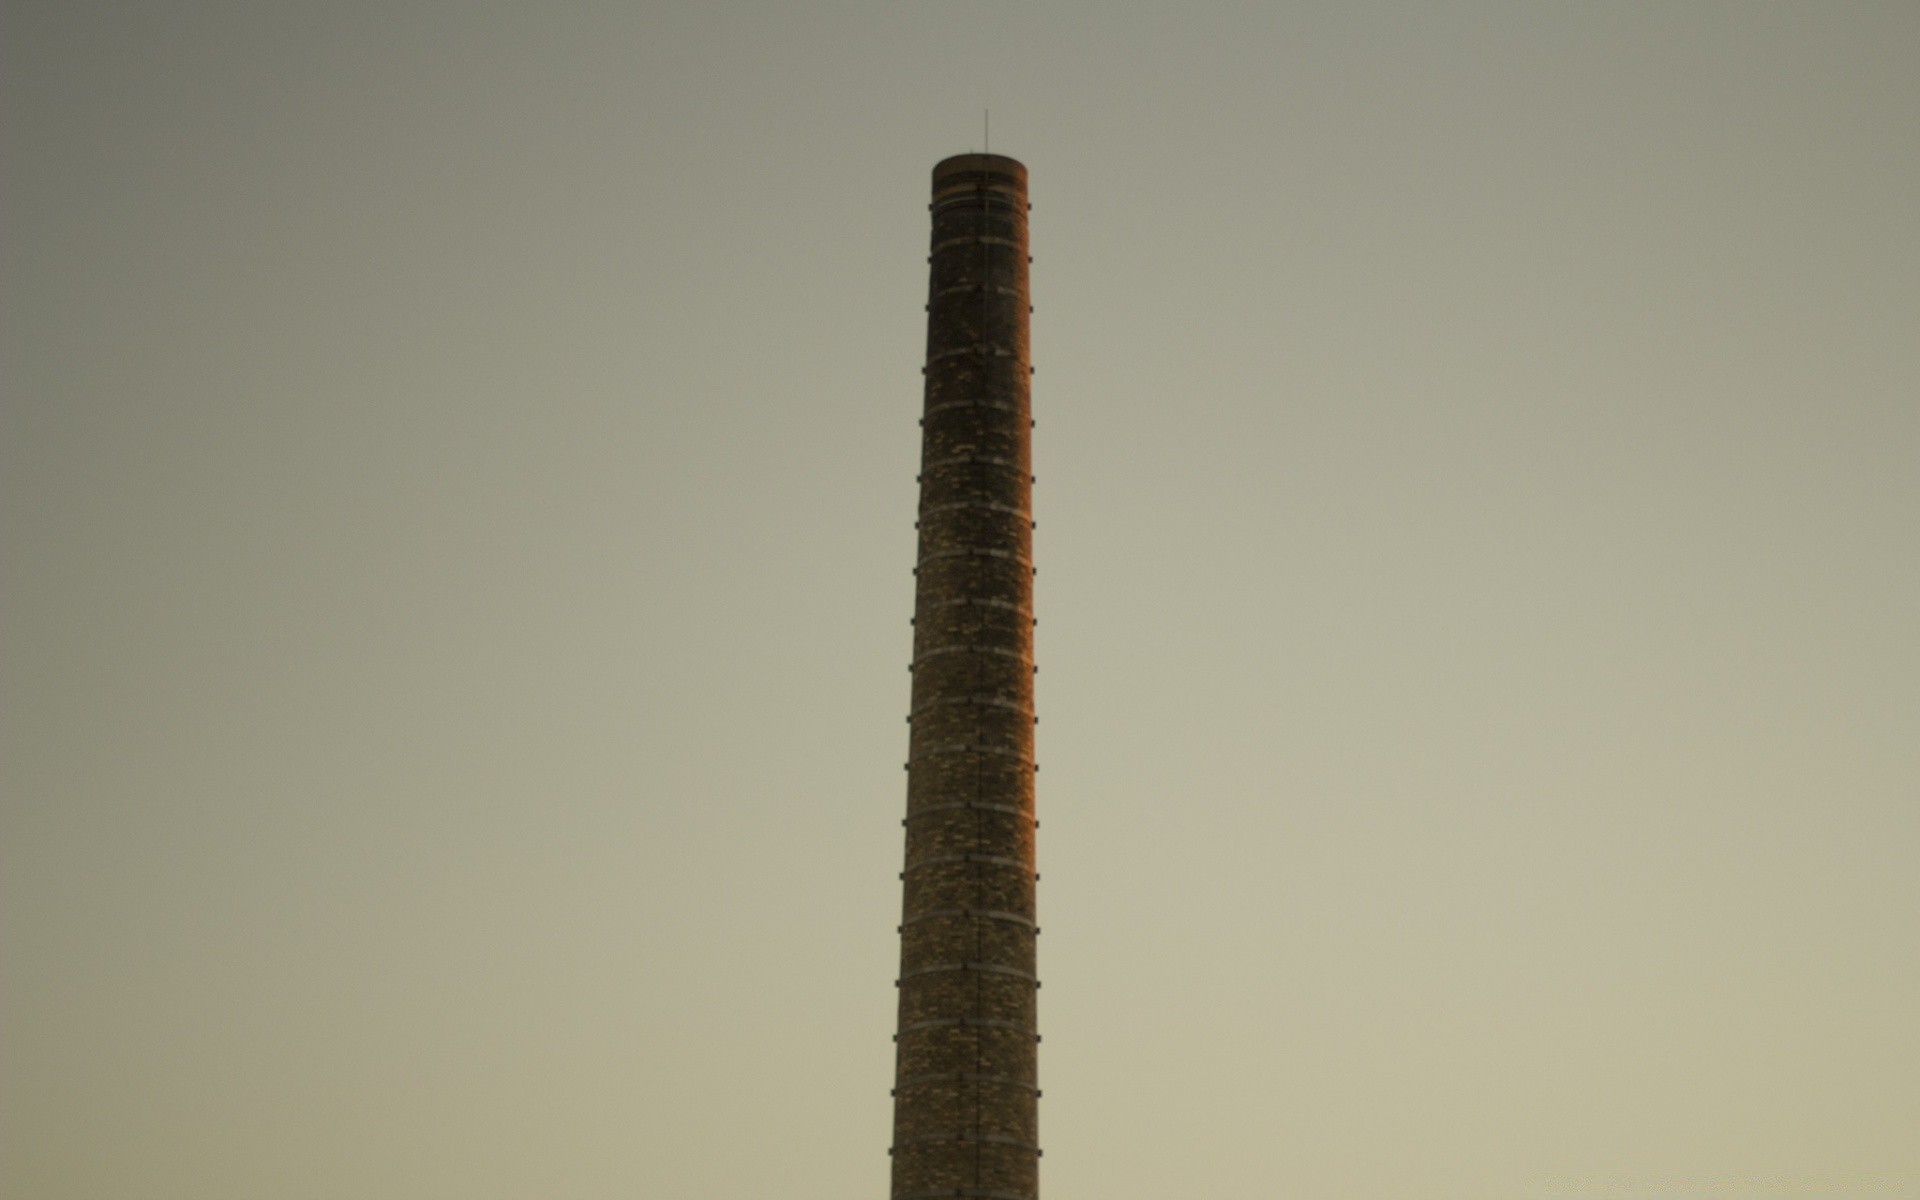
top-left (931, 283), bottom-right (1021, 299)
top-left (930, 179), bottom-right (1023, 201)
top-left (918, 499), bottom-right (1029, 519)
top-left (910, 693), bottom-right (1031, 716)
top-left (898, 961), bottom-right (1038, 984)
top-left (924, 402), bottom-right (1026, 421)
top-left (893, 1131), bottom-right (1041, 1153)
top-left (920, 453), bottom-right (1026, 472)
top-left (926, 342), bottom-right (1019, 364)
top-left (917, 547), bottom-right (1031, 570)
top-left (897, 1016), bottom-right (1038, 1037)
top-left (914, 597), bottom-right (1032, 617)
top-left (894, 1071), bottom-right (1039, 1093)
top-left (898, 907), bottom-right (1035, 929)
top-left (911, 645), bottom-right (1031, 667)
top-left (907, 743), bottom-right (1034, 767)
top-left (903, 803), bottom-right (1032, 825)
top-left (901, 853), bottom-right (1027, 875)
top-left (931, 235), bottom-right (1024, 253)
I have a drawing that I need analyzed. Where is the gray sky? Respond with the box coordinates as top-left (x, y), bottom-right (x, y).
top-left (4, 4), bottom-right (1916, 1198)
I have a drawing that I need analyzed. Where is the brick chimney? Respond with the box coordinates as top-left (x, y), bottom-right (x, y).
top-left (889, 153), bottom-right (1039, 1200)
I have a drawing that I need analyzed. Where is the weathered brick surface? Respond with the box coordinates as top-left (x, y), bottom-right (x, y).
top-left (892, 153), bottom-right (1038, 1200)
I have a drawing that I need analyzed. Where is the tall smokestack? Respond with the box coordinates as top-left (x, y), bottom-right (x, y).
top-left (889, 153), bottom-right (1038, 1200)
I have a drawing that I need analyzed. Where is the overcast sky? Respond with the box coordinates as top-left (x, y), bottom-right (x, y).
top-left (5, 4), bottom-right (1917, 1198)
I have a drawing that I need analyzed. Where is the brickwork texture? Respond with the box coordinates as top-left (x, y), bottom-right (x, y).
top-left (891, 153), bottom-right (1038, 1200)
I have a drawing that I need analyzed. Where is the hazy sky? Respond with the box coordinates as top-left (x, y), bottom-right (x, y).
top-left (5, 4), bottom-right (1916, 1198)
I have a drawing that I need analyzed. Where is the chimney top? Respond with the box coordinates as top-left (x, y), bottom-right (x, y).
top-left (933, 153), bottom-right (1027, 186)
